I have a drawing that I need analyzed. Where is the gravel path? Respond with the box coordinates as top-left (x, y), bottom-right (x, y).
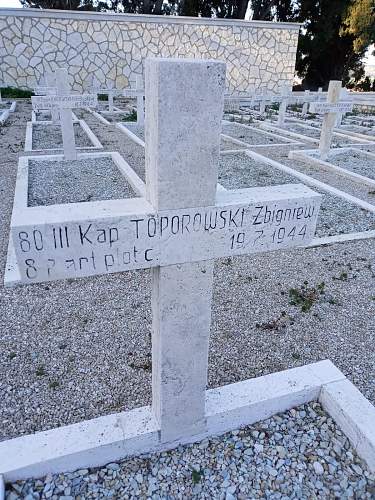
top-left (32, 122), bottom-right (93, 150)
top-left (219, 152), bottom-right (375, 237)
top-left (1, 103), bottom-right (375, 473)
top-left (28, 156), bottom-right (136, 206)
top-left (222, 122), bottom-right (291, 145)
top-left (5, 402), bottom-right (375, 499)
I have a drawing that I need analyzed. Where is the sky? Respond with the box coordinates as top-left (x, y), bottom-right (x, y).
top-left (1, 0), bottom-right (375, 68)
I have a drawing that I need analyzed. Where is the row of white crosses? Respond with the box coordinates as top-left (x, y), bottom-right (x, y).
top-left (309, 80), bottom-right (353, 160)
top-left (13, 58), bottom-right (321, 445)
top-left (123, 74), bottom-right (145, 126)
top-left (32, 68), bottom-right (97, 160)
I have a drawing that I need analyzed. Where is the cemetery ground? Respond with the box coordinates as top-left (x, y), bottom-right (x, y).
top-left (1, 99), bottom-right (375, 497)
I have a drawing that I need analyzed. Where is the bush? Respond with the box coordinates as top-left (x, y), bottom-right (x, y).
top-left (1, 87), bottom-right (34, 98)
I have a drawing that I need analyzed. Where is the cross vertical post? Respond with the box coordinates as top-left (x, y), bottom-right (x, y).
top-left (46, 72), bottom-right (59, 124)
top-left (136, 74), bottom-right (145, 127)
top-left (145, 58), bottom-right (225, 442)
top-left (302, 90), bottom-right (310, 116)
top-left (55, 68), bottom-right (77, 161)
top-left (277, 85), bottom-right (289, 126)
top-left (318, 80), bottom-right (341, 160)
top-left (108, 89), bottom-right (114, 113)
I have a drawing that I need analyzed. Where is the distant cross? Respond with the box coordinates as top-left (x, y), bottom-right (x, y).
top-left (14, 59), bottom-right (320, 442)
top-left (309, 80), bottom-right (353, 160)
top-left (31, 68), bottom-right (97, 161)
top-left (277, 85), bottom-right (290, 126)
top-left (123, 75), bottom-right (145, 126)
top-left (301, 90), bottom-right (310, 116)
top-left (335, 88), bottom-right (351, 127)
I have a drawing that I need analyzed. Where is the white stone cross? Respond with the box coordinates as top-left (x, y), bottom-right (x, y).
top-left (34, 72), bottom-right (59, 124)
top-left (301, 90), bottom-right (310, 116)
top-left (277, 85), bottom-right (291, 126)
top-left (91, 79), bottom-right (122, 113)
top-left (31, 68), bottom-right (97, 161)
top-left (123, 75), bottom-right (145, 126)
top-left (309, 80), bottom-right (353, 160)
top-left (13, 59), bottom-right (321, 443)
top-left (335, 88), bottom-right (351, 127)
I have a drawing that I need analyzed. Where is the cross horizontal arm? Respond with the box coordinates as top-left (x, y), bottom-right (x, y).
top-left (12, 184), bottom-right (321, 284)
top-left (31, 94), bottom-right (98, 110)
top-left (309, 101), bottom-right (353, 114)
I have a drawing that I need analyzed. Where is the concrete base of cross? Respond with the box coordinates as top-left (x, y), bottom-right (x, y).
top-left (1, 360), bottom-right (374, 482)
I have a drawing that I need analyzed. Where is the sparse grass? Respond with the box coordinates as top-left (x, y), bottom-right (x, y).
top-left (122, 109), bottom-right (137, 122)
top-left (289, 281), bottom-right (325, 313)
top-left (1, 86), bottom-right (33, 98)
top-left (191, 468), bottom-right (203, 484)
top-left (35, 365), bottom-right (46, 376)
top-left (333, 271), bottom-right (348, 281)
top-left (8, 352), bottom-right (16, 360)
top-left (49, 380), bottom-right (60, 390)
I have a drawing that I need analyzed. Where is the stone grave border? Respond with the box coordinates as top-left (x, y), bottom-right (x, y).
top-left (0, 360), bottom-right (374, 482)
top-left (284, 119), bottom-right (374, 145)
top-left (4, 151), bottom-right (145, 288)
top-left (221, 120), bottom-right (304, 148)
top-left (31, 110), bottom-right (79, 124)
top-left (0, 101), bottom-right (16, 125)
top-left (85, 107), bottom-right (111, 126)
top-left (289, 147), bottom-right (375, 189)
top-left (116, 122), bottom-right (145, 147)
top-left (24, 119), bottom-right (103, 152)
top-left (224, 149), bottom-right (375, 247)
top-left (259, 119), bottom-right (375, 147)
top-left (284, 116), bottom-right (375, 144)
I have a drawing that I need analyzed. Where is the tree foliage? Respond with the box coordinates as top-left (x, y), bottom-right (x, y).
top-left (342, 0), bottom-right (375, 53)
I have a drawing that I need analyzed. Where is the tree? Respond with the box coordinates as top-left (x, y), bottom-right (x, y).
top-left (342, 0), bottom-right (375, 53)
top-left (251, 0), bottom-right (374, 89)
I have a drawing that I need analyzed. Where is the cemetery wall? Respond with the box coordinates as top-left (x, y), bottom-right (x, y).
top-left (0, 8), bottom-right (300, 92)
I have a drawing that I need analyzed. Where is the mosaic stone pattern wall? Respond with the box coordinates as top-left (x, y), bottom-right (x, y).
top-left (0, 10), bottom-right (299, 92)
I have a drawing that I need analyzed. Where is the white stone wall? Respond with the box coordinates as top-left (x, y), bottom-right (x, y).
top-left (0, 9), bottom-right (300, 92)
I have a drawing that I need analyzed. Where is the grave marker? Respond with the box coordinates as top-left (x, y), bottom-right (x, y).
top-left (46, 72), bottom-right (59, 124)
top-left (277, 85), bottom-right (290, 126)
top-left (31, 68), bottom-right (97, 161)
top-left (12, 58), bottom-right (321, 446)
top-left (136, 75), bottom-right (145, 127)
top-left (309, 80), bottom-right (353, 160)
top-left (302, 90), bottom-right (310, 116)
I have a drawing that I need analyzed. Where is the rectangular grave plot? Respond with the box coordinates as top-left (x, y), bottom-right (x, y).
top-left (219, 152), bottom-right (301, 190)
top-left (30, 121), bottom-right (100, 151)
top-left (220, 152), bottom-right (375, 238)
top-left (222, 122), bottom-right (293, 145)
top-left (319, 149), bottom-right (375, 182)
top-left (27, 156), bottom-right (138, 207)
